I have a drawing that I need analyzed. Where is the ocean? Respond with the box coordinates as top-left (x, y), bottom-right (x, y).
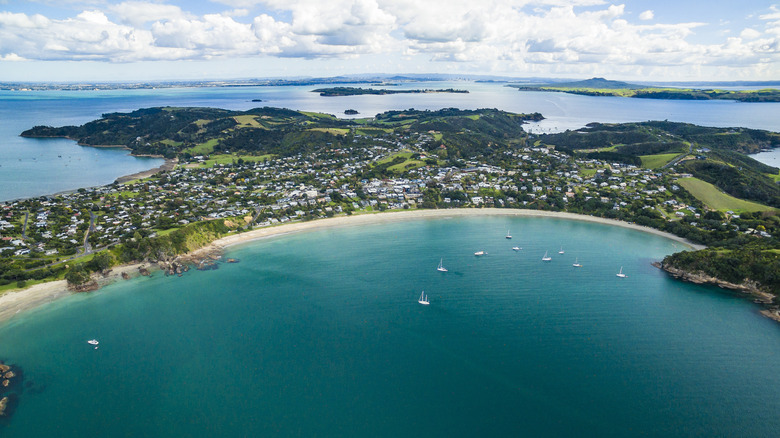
top-left (1, 216), bottom-right (779, 437)
top-left (2, 81), bottom-right (780, 201)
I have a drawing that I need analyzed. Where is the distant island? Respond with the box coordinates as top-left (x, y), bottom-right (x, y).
top-left (344, 109), bottom-right (359, 115)
top-left (509, 77), bottom-right (780, 102)
top-left (312, 87), bottom-right (469, 97)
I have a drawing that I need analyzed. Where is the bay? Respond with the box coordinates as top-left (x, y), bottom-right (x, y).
top-left (1, 216), bottom-right (779, 437)
top-left (750, 148), bottom-right (780, 168)
top-left (3, 82), bottom-right (780, 201)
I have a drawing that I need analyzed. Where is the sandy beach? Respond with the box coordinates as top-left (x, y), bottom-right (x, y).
top-left (0, 208), bottom-right (703, 325)
top-left (196, 208), bottom-right (705, 255)
top-left (0, 262), bottom-right (147, 324)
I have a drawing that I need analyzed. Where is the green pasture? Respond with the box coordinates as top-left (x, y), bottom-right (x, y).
top-left (640, 153), bottom-right (681, 169)
top-left (677, 177), bottom-right (776, 213)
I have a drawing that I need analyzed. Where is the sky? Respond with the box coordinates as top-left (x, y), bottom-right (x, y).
top-left (0, 0), bottom-right (778, 82)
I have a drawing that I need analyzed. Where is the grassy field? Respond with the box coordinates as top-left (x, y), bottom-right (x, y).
top-left (185, 138), bottom-right (219, 156)
top-left (307, 128), bottom-right (349, 136)
top-left (120, 176), bottom-right (153, 186)
top-left (377, 151), bottom-right (427, 172)
top-left (640, 153), bottom-right (681, 169)
top-left (232, 115), bottom-right (265, 128)
top-left (199, 154), bottom-right (274, 168)
top-left (299, 111), bottom-right (336, 119)
top-left (677, 177), bottom-right (777, 212)
top-left (355, 127), bottom-right (392, 136)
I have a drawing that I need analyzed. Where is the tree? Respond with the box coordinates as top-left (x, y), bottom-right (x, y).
top-left (65, 265), bottom-right (91, 286)
top-left (87, 251), bottom-right (114, 272)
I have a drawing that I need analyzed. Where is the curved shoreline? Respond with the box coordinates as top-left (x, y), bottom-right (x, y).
top-left (197, 208), bottom-right (705, 256)
top-left (0, 208), bottom-right (702, 325)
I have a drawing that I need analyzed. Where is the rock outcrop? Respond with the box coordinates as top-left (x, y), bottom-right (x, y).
top-left (68, 280), bottom-right (99, 293)
top-left (655, 261), bottom-right (779, 321)
top-left (655, 261), bottom-right (774, 302)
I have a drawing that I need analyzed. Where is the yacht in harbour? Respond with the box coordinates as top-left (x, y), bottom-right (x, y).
top-left (616, 267), bottom-right (627, 278)
top-left (542, 251), bottom-right (552, 261)
top-left (573, 258), bottom-right (582, 267)
top-left (437, 258), bottom-right (448, 272)
top-left (418, 291), bottom-right (430, 305)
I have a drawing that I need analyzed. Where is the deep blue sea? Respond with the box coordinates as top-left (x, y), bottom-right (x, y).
top-left (2, 81), bottom-right (780, 201)
top-left (1, 216), bottom-right (780, 437)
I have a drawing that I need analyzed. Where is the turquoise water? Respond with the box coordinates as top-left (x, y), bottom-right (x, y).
top-left (1, 216), bottom-right (779, 437)
top-left (3, 82), bottom-right (780, 200)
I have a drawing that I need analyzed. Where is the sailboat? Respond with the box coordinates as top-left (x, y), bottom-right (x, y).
top-left (418, 291), bottom-right (430, 305)
top-left (572, 258), bottom-right (581, 267)
top-left (474, 251), bottom-right (486, 256)
top-left (542, 251), bottom-right (552, 261)
top-left (505, 230), bottom-right (512, 239)
top-left (512, 246), bottom-right (521, 251)
top-left (437, 258), bottom-right (448, 272)
top-left (616, 267), bottom-right (627, 278)
top-left (558, 246), bottom-right (564, 254)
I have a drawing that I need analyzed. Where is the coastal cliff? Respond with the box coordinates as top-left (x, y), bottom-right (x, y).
top-left (655, 260), bottom-right (780, 322)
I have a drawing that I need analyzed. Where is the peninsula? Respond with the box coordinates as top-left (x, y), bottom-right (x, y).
top-left (5, 107), bottom-right (780, 321)
top-left (509, 77), bottom-right (780, 102)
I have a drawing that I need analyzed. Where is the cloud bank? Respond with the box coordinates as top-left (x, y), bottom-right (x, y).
top-left (0, 0), bottom-right (778, 79)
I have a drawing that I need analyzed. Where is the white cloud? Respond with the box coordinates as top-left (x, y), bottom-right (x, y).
top-left (0, 52), bottom-right (25, 61)
top-left (108, 1), bottom-right (190, 27)
top-left (740, 28), bottom-right (761, 39)
top-left (0, 1), bottom-right (777, 79)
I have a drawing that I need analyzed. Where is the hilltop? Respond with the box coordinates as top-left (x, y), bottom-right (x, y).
top-left (509, 77), bottom-right (780, 102)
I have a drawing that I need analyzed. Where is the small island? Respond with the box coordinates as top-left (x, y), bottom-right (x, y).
top-left (312, 87), bottom-right (469, 97)
top-left (509, 77), bottom-right (780, 102)
top-left (344, 109), bottom-right (359, 115)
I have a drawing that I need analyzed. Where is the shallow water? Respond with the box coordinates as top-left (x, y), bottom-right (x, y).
top-left (1, 216), bottom-right (779, 437)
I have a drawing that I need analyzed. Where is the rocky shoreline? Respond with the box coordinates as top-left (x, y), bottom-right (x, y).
top-left (0, 362), bottom-right (21, 420)
top-left (654, 261), bottom-right (780, 322)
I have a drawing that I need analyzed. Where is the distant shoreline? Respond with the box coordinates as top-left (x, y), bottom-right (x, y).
top-left (0, 208), bottom-right (703, 326)
top-left (114, 158), bottom-right (177, 183)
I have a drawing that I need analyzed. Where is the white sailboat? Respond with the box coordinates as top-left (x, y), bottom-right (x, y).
top-left (512, 246), bottom-right (521, 251)
top-left (418, 291), bottom-right (430, 305)
top-left (542, 251), bottom-right (552, 261)
top-left (437, 258), bottom-right (448, 272)
top-left (616, 267), bottom-right (627, 278)
top-left (558, 246), bottom-right (564, 254)
top-left (474, 251), bottom-right (486, 256)
top-left (505, 230), bottom-right (512, 239)
top-left (572, 258), bottom-right (582, 267)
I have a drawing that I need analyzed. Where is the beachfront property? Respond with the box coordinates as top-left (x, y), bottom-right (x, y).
top-left (0, 123), bottom-right (774, 287)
